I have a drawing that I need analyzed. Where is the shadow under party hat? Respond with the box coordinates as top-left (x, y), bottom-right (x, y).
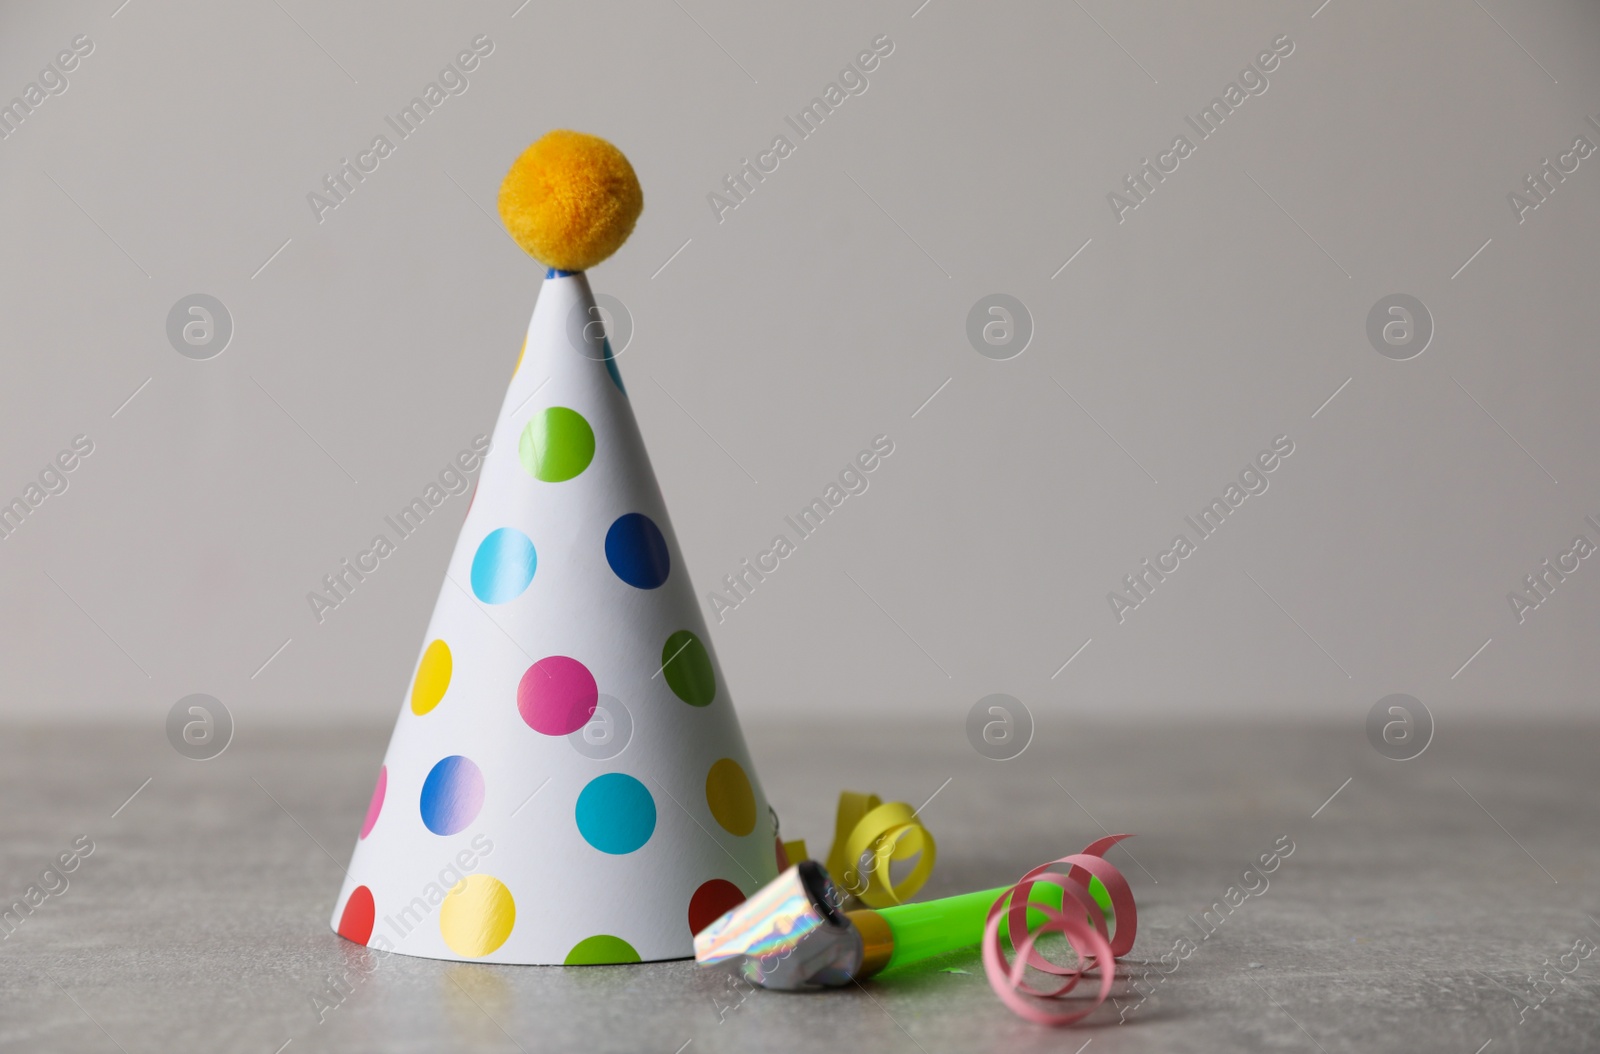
top-left (330, 131), bottom-right (777, 965)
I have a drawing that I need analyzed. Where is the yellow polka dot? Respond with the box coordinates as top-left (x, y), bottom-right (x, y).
top-left (515, 336), bottom-right (527, 375)
top-left (411, 640), bottom-right (452, 715)
top-left (705, 758), bottom-right (756, 837)
top-left (440, 874), bottom-right (515, 958)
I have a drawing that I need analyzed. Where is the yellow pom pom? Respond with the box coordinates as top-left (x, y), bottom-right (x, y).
top-left (497, 130), bottom-right (643, 272)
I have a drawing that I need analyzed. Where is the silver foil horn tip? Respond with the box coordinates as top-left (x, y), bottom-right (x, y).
top-left (693, 861), bottom-right (864, 991)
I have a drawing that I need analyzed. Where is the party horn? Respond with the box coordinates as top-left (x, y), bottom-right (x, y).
top-left (693, 859), bottom-right (1114, 990)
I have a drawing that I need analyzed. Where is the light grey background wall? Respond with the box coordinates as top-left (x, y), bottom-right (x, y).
top-left (2, 0), bottom-right (1598, 729)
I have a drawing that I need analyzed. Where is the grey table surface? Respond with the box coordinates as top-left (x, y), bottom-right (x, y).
top-left (0, 718), bottom-right (1595, 1053)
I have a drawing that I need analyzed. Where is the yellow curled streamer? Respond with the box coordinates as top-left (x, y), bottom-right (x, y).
top-left (823, 791), bottom-right (936, 908)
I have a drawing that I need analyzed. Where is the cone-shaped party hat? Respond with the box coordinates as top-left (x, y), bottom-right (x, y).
top-left (330, 131), bottom-right (777, 964)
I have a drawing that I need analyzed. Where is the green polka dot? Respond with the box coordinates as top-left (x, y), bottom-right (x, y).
top-left (519, 407), bottom-right (595, 482)
top-left (662, 630), bottom-right (716, 707)
top-left (564, 934), bottom-right (640, 965)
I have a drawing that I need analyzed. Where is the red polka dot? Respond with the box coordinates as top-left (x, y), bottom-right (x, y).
top-left (688, 878), bottom-right (746, 937)
top-left (338, 886), bottom-right (375, 945)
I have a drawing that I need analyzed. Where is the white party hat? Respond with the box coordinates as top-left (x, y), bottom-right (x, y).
top-left (330, 132), bottom-right (777, 964)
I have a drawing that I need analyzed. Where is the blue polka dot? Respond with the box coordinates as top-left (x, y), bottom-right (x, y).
top-left (575, 773), bottom-right (656, 855)
top-left (472, 527), bottom-right (537, 603)
top-left (605, 513), bottom-right (670, 590)
top-left (420, 755), bottom-right (485, 835)
top-left (601, 336), bottom-right (626, 395)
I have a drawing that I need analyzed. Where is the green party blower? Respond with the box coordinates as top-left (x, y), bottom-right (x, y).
top-left (693, 859), bottom-right (1114, 989)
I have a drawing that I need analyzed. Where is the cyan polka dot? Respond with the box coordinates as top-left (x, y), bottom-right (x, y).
top-left (575, 773), bottom-right (656, 855)
top-left (602, 336), bottom-right (626, 395)
top-left (472, 527), bottom-right (537, 603)
top-left (605, 513), bottom-right (670, 590)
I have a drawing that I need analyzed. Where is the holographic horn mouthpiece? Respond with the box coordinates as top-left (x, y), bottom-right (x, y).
top-left (693, 861), bottom-right (866, 990)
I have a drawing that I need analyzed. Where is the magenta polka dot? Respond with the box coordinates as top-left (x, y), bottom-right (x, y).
top-left (360, 766), bottom-right (386, 839)
top-left (518, 656), bottom-right (599, 736)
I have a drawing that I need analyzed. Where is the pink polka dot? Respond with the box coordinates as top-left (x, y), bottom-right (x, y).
top-left (518, 656), bottom-right (598, 736)
top-left (360, 766), bottom-right (386, 839)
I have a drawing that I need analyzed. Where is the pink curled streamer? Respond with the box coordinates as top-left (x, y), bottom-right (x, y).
top-left (981, 834), bottom-right (1139, 1026)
